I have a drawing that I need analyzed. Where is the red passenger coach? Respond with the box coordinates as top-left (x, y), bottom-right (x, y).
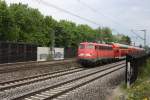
top-left (112, 43), bottom-right (129, 59)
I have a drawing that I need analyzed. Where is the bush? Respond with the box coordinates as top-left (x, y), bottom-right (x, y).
top-left (126, 59), bottom-right (150, 100)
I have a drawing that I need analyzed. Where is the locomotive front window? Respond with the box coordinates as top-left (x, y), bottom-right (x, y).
top-left (79, 44), bottom-right (85, 49)
top-left (87, 44), bottom-right (95, 49)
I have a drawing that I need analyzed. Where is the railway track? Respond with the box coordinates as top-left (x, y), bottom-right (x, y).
top-left (0, 58), bottom-right (75, 67)
top-left (0, 59), bottom-right (76, 73)
top-left (0, 60), bottom-right (125, 100)
top-left (0, 67), bottom-right (84, 91)
top-left (26, 65), bottom-right (124, 100)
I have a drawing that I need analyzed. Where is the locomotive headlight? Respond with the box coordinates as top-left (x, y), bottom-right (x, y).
top-left (79, 53), bottom-right (84, 56)
top-left (79, 53), bottom-right (92, 56)
top-left (85, 53), bottom-right (92, 56)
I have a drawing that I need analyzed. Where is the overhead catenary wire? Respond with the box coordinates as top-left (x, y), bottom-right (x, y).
top-left (36, 0), bottom-right (127, 31)
top-left (36, 0), bottom-right (102, 26)
top-left (77, 0), bottom-right (132, 30)
top-left (77, 0), bottom-right (130, 37)
top-left (131, 30), bottom-right (144, 40)
top-left (35, 0), bottom-right (125, 38)
top-left (36, 0), bottom-right (147, 45)
top-left (77, 0), bottom-right (123, 27)
top-left (76, 0), bottom-right (146, 41)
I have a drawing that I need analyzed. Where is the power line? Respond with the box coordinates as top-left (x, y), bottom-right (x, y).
top-left (131, 30), bottom-right (144, 40)
top-left (36, 0), bottom-right (145, 43)
top-left (77, 0), bottom-right (134, 31)
top-left (36, 0), bottom-right (126, 37)
top-left (76, 0), bottom-right (144, 41)
top-left (140, 29), bottom-right (146, 47)
top-left (36, 0), bottom-right (102, 26)
top-left (77, 0), bottom-right (123, 27)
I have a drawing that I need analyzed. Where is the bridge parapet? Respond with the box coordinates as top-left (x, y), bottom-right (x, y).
top-left (125, 53), bottom-right (150, 87)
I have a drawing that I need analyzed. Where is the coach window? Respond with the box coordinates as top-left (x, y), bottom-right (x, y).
top-left (99, 46), bottom-right (102, 50)
top-left (105, 46), bottom-right (108, 50)
top-left (102, 46), bottom-right (105, 50)
top-left (110, 47), bottom-right (112, 50)
top-left (95, 46), bottom-right (98, 50)
top-left (98, 46), bottom-right (100, 50)
top-left (107, 46), bottom-right (109, 50)
top-left (103, 46), bottom-right (106, 50)
top-left (101, 46), bottom-right (104, 50)
top-left (99, 46), bottom-right (101, 50)
top-left (107, 47), bottom-right (109, 50)
top-left (108, 47), bottom-right (112, 50)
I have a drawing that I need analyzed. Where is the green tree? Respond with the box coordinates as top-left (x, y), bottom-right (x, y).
top-left (95, 27), bottom-right (103, 42)
top-left (120, 35), bottom-right (131, 45)
top-left (0, 0), bottom-right (17, 41)
top-left (43, 16), bottom-right (58, 46)
top-left (0, 1), bottom-right (132, 49)
top-left (76, 24), bottom-right (96, 42)
top-left (55, 20), bottom-right (77, 47)
top-left (101, 27), bottom-right (113, 42)
top-left (9, 3), bottom-right (48, 45)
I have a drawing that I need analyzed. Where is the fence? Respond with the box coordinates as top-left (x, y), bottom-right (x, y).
top-left (64, 47), bottom-right (77, 58)
top-left (0, 41), bottom-right (37, 64)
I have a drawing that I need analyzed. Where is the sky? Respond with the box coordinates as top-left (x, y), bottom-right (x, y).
top-left (5, 0), bottom-right (150, 46)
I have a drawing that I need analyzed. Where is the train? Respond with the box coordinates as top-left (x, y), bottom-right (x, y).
top-left (77, 42), bottom-right (145, 66)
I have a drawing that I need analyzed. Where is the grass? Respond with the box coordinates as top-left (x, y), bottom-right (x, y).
top-left (125, 59), bottom-right (150, 100)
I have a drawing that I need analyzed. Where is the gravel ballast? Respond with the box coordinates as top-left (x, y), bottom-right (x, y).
top-left (0, 62), bottom-right (79, 82)
top-left (53, 67), bottom-right (125, 100)
top-left (0, 63), bottom-right (124, 100)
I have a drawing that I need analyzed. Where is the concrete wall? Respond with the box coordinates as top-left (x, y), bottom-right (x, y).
top-left (53, 48), bottom-right (64, 60)
top-left (37, 47), bottom-right (64, 61)
top-left (37, 47), bottom-right (50, 61)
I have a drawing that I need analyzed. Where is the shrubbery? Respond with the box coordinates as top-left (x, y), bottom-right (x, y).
top-left (126, 59), bottom-right (150, 100)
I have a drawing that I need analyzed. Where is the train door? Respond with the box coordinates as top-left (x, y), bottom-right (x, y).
top-left (95, 45), bottom-right (99, 59)
top-left (114, 48), bottom-right (119, 58)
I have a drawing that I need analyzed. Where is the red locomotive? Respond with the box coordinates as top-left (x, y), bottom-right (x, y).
top-left (77, 42), bottom-right (145, 66)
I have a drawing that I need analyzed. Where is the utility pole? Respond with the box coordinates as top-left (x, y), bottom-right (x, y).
top-left (140, 29), bottom-right (146, 47)
top-left (98, 27), bottom-right (102, 43)
top-left (131, 41), bottom-right (135, 46)
top-left (131, 29), bottom-right (147, 47)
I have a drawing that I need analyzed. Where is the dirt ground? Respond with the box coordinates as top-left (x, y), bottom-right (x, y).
top-left (106, 86), bottom-right (126, 100)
